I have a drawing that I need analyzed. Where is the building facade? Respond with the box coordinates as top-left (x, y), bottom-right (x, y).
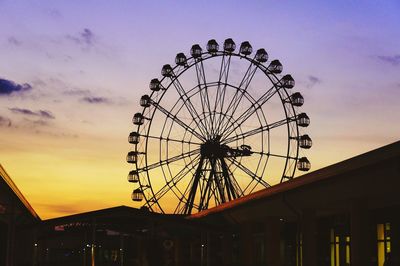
top-left (1, 141), bottom-right (399, 266)
top-left (0, 165), bottom-right (40, 266)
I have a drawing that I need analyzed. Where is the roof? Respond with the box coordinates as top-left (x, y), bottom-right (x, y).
top-left (189, 140), bottom-right (400, 219)
top-left (42, 205), bottom-right (223, 233)
top-left (42, 205), bottom-right (182, 223)
top-left (0, 164), bottom-right (40, 220)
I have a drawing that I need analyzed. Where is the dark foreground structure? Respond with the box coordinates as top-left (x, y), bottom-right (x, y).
top-left (1, 141), bottom-right (400, 266)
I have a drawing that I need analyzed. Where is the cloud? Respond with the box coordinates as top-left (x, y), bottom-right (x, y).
top-left (81, 28), bottom-right (94, 45)
top-left (81, 96), bottom-right (110, 104)
top-left (65, 88), bottom-right (125, 105)
top-left (32, 119), bottom-right (50, 126)
top-left (45, 8), bottom-right (62, 19)
top-left (36, 203), bottom-right (82, 216)
top-left (38, 110), bottom-right (55, 119)
top-left (376, 55), bottom-right (400, 66)
top-left (0, 78), bottom-right (32, 95)
top-left (9, 107), bottom-right (55, 119)
top-left (306, 75), bottom-right (322, 88)
top-left (8, 37), bottom-right (21, 46)
top-left (63, 88), bottom-right (91, 96)
top-left (0, 116), bottom-right (12, 127)
top-left (66, 28), bottom-right (96, 47)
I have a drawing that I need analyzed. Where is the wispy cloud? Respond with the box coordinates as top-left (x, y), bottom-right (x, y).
top-left (81, 28), bottom-right (94, 45)
top-left (0, 78), bottom-right (32, 95)
top-left (66, 28), bottom-right (96, 47)
top-left (81, 96), bottom-right (110, 104)
top-left (31, 119), bottom-right (50, 126)
top-left (376, 55), bottom-right (400, 66)
top-left (45, 8), bottom-right (62, 19)
top-left (63, 88), bottom-right (91, 96)
top-left (8, 37), bottom-right (21, 46)
top-left (9, 108), bottom-right (55, 119)
top-left (0, 116), bottom-right (12, 127)
top-left (306, 75), bottom-right (322, 88)
top-left (36, 203), bottom-right (82, 216)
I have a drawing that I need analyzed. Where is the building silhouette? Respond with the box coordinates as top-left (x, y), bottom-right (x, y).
top-left (1, 141), bottom-right (400, 266)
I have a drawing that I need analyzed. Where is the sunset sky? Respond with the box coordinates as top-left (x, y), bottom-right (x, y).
top-left (0, 0), bottom-right (399, 219)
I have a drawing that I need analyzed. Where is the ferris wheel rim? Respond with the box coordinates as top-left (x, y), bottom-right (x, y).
top-left (129, 40), bottom-right (311, 214)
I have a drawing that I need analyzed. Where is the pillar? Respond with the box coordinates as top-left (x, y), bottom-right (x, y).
top-left (120, 234), bottom-right (124, 266)
top-left (91, 219), bottom-right (96, 266)
top-left (32, 226), bottom-right (38, 266)
top-left (240, 223), bottom-right (253, 266)
top-left (221, 233), bottom-right (233, 266)
top-left (350, 199), bottom-right (371, 266)
top-left (6, 203), bottom-right (16, 266)
top-left (302, 209), bottom-right (317, 266)
top-left (265, 217), bottom-right (282, 266)
top-left (390, 211), bottom-right (400, 263)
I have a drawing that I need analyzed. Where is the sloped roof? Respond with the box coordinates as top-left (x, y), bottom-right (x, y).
top-left (189, 140), bottom-right (400, 219)
top-left (0, 164), bottom-right (40, 220)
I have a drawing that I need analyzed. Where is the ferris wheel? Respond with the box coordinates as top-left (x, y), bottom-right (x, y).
top-left (127, 38), bottom-right (312, 215)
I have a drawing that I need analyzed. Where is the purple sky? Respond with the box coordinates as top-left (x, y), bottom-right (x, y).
top-left (0, 0), bottom-right (399, 218)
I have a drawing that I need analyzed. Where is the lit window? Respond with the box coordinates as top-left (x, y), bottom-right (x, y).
top-left (330, 228), bottom-right (350, 266)
top-left (377, 222), bottom-right (391, 266)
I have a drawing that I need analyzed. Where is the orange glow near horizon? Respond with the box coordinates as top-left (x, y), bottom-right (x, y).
top-left (1, 1), bottom-right (399, 219)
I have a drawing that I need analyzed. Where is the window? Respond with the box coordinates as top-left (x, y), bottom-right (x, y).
top-left (377, 222), bottom-right (391, 266)
top-left (330, 229), bottom-right (350, 266)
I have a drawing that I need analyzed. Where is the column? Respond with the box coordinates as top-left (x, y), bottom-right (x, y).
top-left (390, 212), bottom-right (400, 263)
top-left (221, 233), bottom-right (233, 266)
top-left (350, 200), bottom-right (371, 266)
top-left (32, 226), bottom-right (38, 266)
top-left (91, 219), bottom-right (96, 266)
top-left (6, 203), bottom-right (16, 266)
top-left (120, 234), bottom-right (124, 266)
top-left (265, 217), bottom-right (282, 266)
top-left (240, 223), bottom-right (253, 266)
top-left (302, 209), bottom-right (317, 266)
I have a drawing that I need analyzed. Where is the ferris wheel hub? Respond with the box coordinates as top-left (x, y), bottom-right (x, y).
top-left (200, 139), bottom-right (252, 158)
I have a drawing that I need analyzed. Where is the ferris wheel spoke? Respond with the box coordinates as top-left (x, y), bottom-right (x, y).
top-left (221, 84), bottom-right (279, 139)
top-left (222, 116), bottom-right (294, 145)
top-left (183, 155), bottom-right (206, 214)
top-left (194, 60), bottom-right (213, 135)
top-left (211, 158), bottom-right (228, 208)
top-left (213, 55), bottom-right (232, 134)
top-left (220, 62), bottom-right (258, 132)
top-left (251, 150), bottom-right (295, 160)
top-left (169, 76), bottom-right (209, 137)
top-left (226, 157), bottom-right (271, 188)
top-left (219, 158), bottom-right (241, 200)
top-left (174, 163), bottom-right (204, 214)
top-left (204, 181), bottom-right (220, 209)
top-left (198, 158), bottom-right (217, 210)
top-left (173, 158), bottom-right (206, 214)
top-left (213, 85), bottom-right (237, 135)
top-left (147, 155), bottom-right (201, 208)
top-left (140, 148), bottom-right (200, 172)
top-left (146, 134), bottom-right (202, 146)
top-left (151, 101), bottom-right (205, 141)
top-left (215, 55), bottom-right (232, 109)
top-left (218, 54), bottom-right (232, 85)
